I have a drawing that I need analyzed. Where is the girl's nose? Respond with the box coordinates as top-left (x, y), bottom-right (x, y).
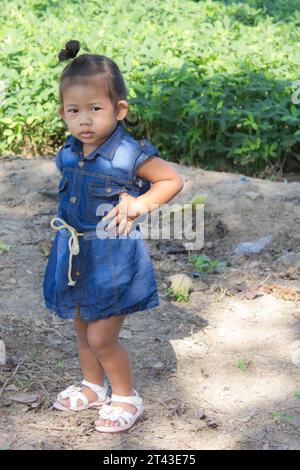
top-left (80, 113), bottom-right (92, 125)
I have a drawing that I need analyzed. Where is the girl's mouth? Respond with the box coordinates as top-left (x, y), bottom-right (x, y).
top-left (80, 132), bottom-right (94, 137)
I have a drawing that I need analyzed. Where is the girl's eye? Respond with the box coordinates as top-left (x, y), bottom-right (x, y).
top-left (66, 107), bottom-right (102, 113)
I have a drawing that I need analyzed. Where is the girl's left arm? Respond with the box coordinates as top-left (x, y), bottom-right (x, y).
top-left (102, 157), bottom-right (184, 236)
top-left (134, 156), bottom-right (184, 213)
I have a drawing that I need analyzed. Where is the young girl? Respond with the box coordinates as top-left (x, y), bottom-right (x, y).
top-left (43, 39), bottom-right (184, 433)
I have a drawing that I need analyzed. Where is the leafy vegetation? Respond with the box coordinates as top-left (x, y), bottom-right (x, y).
top-left (237, 359), bottom-right (252, 372)
top-left (189, 254), bottom-right (227, 273)
top-left (1, 0), bottom-right (300, 174)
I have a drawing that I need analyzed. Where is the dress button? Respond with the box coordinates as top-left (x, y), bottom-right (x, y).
top-left (70, 196), bottom-right (77, 203)
top-left (75, 270), bottom-right (80, 276)
top-left (106, 187), bottom-right (112, 193)
top-left (78, 161), bottom-right (84, 167)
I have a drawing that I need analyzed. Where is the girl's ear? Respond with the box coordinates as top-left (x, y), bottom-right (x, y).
top-left (116, 100), bottom-right (129, 121)
top-left (58, 105), bottom-right (66, 121)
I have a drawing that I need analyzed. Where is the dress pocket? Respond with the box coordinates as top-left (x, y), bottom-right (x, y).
top-left (87, 182), bottom-right (128, 223)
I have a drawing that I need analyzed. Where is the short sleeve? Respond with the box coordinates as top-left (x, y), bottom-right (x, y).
top-left (55, 148), bottom-right (63, 175)
top-left (133, 138), bottom-right (160, 186)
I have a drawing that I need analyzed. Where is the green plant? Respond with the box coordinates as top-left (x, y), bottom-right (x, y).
top-left (1, 0), bottom-right (300, 175)
top-left (0, 240), bottom-right (11, 254)
top-left (167, 273), bottom-right (193, 302)
top-left (237, 359), bottom-right (251, 372)
top-left (271, 411), bottom-right (294, 422)
top-left (189, 254), bottom-right (227, 273)
top-left (167, 288), bottom-right (189, 302)
top-left (57, 358), bottom-right (66, 370)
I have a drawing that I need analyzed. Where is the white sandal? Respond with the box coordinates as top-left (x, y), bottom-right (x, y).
top-left (53, 379), bottom-right (110, 412)
top-left (95, 390), bottom-right (144, 433)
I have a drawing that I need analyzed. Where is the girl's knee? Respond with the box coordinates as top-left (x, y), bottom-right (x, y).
top-left (87, 330), bottom-right (118, 356)
top-left (86, 315), bottom-right (125, 354)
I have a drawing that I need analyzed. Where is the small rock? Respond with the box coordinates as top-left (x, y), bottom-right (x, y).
top-left (239, 176), bottom-right (249, 182)
top-left (245, 191), bottom-right (263, 201)
top-left (5, 356), bottom-right (20, 367)
top-left (167, 273), bottom-right (193, 300)
top-left (194, 408), bottom-right (206, 420)
top-left (5, 384), bottom-right (19, 392)
top-left (0, 397), bottom-right (12, 407)
top-left (277, 252), bottom-right (300, 269)
top-left (153, 362), bottom-right (164, 371)
top-left (234, 236), bottom-right (272, 255)
top-left (0, 340), bottom-right (6, 366)
top-left (192, 272), bottom-right (200, 278)
top-left (168, 403), bottom-right (186, 416)
top-left (119, 330), bottom-right (133, 340)
top-left (290, 340), bottom-right (300, 365)
top-left (207, 418), bottom-right (219, 428)
top-left (9, 392), bottom-right (40, 404)
top-left (0, 432), bottom-right (12, 449)
top-left (243, 288), bottom-right (260, 300)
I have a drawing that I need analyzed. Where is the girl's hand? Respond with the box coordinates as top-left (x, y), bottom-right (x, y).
top-left (101, 192), bottom-right (146, 236)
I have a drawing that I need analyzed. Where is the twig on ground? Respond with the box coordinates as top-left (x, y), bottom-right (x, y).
top-left (0, 360), bottom-right (24, 397)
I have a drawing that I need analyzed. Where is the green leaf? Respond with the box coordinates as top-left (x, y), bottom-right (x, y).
top-left (3, 129), bottom-right (13, 136)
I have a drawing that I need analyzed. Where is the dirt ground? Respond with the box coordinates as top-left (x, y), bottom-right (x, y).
top-left (0, 153), bottom-right (300, 450)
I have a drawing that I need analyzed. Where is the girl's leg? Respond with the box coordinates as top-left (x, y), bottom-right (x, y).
top-left (58, 305), bottom-right (107, 408)
top-left (87, 314), bottom-right (137, 428)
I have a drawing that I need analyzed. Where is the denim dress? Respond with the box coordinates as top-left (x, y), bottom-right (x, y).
top-left (43, 121), bottom-right (160, 322)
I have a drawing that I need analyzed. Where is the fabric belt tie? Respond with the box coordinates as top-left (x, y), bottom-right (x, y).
top-left (50, 217), bottom-right (84, 287)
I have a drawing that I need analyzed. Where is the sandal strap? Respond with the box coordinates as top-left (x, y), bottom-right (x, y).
top-left (110, 390), bottom-right (142, 407)
top-left (116, 411), bottom-right (134, 426)
top-left (69, 391), bottom-right (89, 410)
top-left (81, 379), bottom-right (108, 399)
top-left (56, 381), bottom-right (108, 410)
top-left (57, 385), bottom-right (81, 399)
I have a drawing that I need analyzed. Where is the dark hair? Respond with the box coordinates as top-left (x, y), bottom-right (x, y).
top-left (58, 40), bottom-right (139, 128)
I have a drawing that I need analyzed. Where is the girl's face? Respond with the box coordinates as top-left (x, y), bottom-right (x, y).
top-left (58, 75), bottom-right (128, 151)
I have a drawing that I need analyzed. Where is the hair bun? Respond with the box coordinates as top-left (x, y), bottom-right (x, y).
top-left (58, 40), bottom-right (80, 62)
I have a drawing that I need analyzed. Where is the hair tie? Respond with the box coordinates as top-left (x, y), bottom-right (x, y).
top-left (58, 40), bottom-right (80, 62)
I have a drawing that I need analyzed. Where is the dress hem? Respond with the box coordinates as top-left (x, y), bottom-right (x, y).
top-left (44, 295), bottom-right (160, 322)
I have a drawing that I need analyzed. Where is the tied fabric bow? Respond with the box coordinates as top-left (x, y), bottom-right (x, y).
top-left (99, 404), bottom-right (125, 421)
top-left (50, 217), bottom-right (84, 286)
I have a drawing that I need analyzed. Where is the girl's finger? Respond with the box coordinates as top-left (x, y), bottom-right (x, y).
top-left (116, 217), bottom-right (128, 236)
top-left (126, 220), bottom-right (134, 235)
top-left (105, 214), bottom-right (120, 232)
top-left (121, 220), bottom-right (134, 237)
top-left (102, 205), bottom-right (119, 222)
